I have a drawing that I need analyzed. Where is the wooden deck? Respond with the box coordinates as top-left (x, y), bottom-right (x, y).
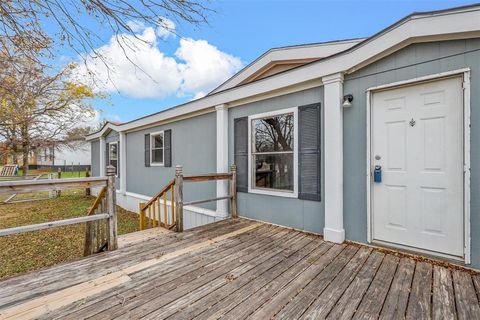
top-left (1, 219), bottom-right (480, 319)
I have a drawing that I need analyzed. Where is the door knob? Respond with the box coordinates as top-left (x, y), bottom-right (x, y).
top-left (375, 155), bottom-right (381, 160)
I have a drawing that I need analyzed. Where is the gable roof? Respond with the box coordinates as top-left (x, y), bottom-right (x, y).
top-left (209, 38), bottom-right (365, 94)
top-left (87, 3), bottom-right (480, 140)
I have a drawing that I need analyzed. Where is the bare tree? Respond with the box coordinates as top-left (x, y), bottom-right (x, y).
top-left (0, 53), bottom-right (97, 175)
top-left (0, 1), bottom-right (212, 65)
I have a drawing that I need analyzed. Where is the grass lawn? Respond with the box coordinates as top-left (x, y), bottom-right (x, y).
top-left (0, 189), bottom-right (140, 279)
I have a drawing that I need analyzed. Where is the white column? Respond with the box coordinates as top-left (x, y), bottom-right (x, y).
top-left (322, 73), bottom-right (345, 243)
top-left (216, 104), bottom-right (229, 218)
top-left (99, 136), bottom-right (106, 177)
top-left (119, 132), bottom-right (127, 194)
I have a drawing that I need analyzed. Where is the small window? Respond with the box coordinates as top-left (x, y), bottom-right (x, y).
top-left (249, 108), bottom-right (297, 197)
top-left (150, 131), bottom-right (164, 165)
top-left (109, 142), bottom-right (118, 174)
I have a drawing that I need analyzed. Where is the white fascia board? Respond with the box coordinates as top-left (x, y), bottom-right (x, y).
top-left (211, 38), bottom-right (364, 94)
top-left (86, 6), bottom-right (480, 137)
top-left (85, 123), bottom-right (121, 141)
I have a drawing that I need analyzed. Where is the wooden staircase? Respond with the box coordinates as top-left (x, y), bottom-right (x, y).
top-left (139, 165), bottom-right (238, 232)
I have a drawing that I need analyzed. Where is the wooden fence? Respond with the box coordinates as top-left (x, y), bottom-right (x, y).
top-left (139, 164), bottom-right (237, 232)
top-left (0, 165), bottom-right (118, 256)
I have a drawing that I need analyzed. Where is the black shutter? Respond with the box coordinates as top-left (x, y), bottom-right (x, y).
top-left (164, 129), bottom-right (172, 167)
top-left (234, 117), bottom-right (248, 192)
top-left (105, 142), bottom-right (110, 172)
top-left (298, 103), bottom-right (321, 201)
top-left (144, 134), bottom-right (150, 167)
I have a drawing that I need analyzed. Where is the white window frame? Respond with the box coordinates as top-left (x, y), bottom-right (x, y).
top-left (248, 107), bottom-right (298, 198)
top-left (150, 130), bottom-right (165, 166)
top-left (108, 141), bottom-right (118, 177)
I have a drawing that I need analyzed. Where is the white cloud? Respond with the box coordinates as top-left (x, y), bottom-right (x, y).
top-left (75, 23), bottom-right (242, 100)
top-left (156, 17), bottom-right (176, 40)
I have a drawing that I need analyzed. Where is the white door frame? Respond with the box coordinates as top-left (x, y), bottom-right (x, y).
top-left (366, 68), bottom-right (471, 264)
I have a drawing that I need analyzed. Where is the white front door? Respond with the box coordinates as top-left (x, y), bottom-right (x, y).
top-left (372, 76), bottom-right (464, 257)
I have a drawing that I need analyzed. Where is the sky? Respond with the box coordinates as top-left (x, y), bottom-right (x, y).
top-left (63, 0), bottom-right (479, 124)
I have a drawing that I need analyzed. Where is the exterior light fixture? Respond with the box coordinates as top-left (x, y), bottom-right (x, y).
top-left (342, 94), bottom-right (354, 107)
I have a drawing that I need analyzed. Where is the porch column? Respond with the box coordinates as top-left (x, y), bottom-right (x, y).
top-left (119, 131), bottom-right (126, 194)
top-left (99, 136), bottom-right (106, 177)
top-left (322, 72), bottom-right (345, 243)
top-left (216, 104), bottom-right (229, 218)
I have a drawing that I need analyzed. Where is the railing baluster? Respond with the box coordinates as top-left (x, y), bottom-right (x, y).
top-left (163, 191), bottom-right (167, 227)
top-left (152, 200), bottom-right (157, 227)
top-left (170, 184), bottom-right (174, 227)
top-left (148, 206), bottom-right (152, 228)
top-left (139, 203), bottom-right (146, 230)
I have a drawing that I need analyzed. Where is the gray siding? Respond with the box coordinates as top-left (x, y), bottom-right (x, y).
top-left (228, 87), bottom-right (324, 234)
top-left (126, 112), bottom-right (217, 209)
top-left (90, 140), bottom-right (100, 176)
top-left (343, 38), bottom-right (480, 267)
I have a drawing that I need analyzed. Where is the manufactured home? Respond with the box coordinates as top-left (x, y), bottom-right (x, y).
top-left (87, 5), bottom-right (480, 269)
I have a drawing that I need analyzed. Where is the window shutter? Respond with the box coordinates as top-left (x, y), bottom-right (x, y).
top-left (144, 134), bottom-right (150, 167)
top-left (234, 117), bottom-right (248, 192)
top-left (105, 142), bottom-right (110, 171)
top-left (116, 141), bottom-right (120, 178)
top-left (164, 129), bottom-right (172, 167)
top-left (298, 103), bottom-right (321, 201)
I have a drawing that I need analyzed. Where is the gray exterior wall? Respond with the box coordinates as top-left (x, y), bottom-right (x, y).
top-left (343, 38), bottom-right (480, 267)
top-left (228, 87), bottom-right (324, 234)
top-left (125, 112), bottom-right (217, 209)
top-left (90, 140), bottom-right (100, 176)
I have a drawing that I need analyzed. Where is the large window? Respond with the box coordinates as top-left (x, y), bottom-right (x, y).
top-left (150, 131), bottom-right (164, 165)
top-left (249, 108), bottom-right (297, 197)
top-left (109, 142), bottom-right (118, 174)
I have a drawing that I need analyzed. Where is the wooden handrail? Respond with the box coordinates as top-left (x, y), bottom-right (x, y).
top-left (139, 165), bottom-right (237, 232)
top-left (139, 179), bottom-right (176, 231)
top-left (183, 173), bottom-right (233, 182)
top-left (87, 186), bottom-right (107, 216)
top-left (144, 179), bottom-right (175, 207)
top-left (0, 177), bottom-right (108, 195)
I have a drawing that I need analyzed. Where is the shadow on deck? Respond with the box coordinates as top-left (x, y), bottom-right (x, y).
top-left (0, 218), bottom-right (479, 319)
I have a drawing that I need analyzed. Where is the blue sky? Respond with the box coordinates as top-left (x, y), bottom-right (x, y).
top-left (66, 0), bottom-right (478, 124)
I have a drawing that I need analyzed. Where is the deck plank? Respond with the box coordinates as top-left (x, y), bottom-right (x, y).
top-left (452, 270), bottom-right (480, 320)
top-left (432, 265), bottom-right (456, 320)
top-left (167, 235), bottom-right (323, 320)
top-left (239, 245), bottom-right (344, 319)
top-left (42, 224), bottom-right (278, 319)
top-left (298, 247), bottom-right (372, 319)
top-left (142, 231), bottom-right (316, 319)
top-left (473, 274), bottom-right (480, 303)
top-left (194, 242), bottom-right (337, 320)
top-left (380, 257), bottom-right (416, 320)
top-left (0, 219), bottom-right (254, 308)
top-left (406, 261), bottom-right (433, 320)
top-left (273, 245), bottom-right (361, 319)
top-left (0, 218), bottom-right (479, 320)
top-left (352, 254), bottom-right (399, 320)
top-left (326, 251), bottom-right (385, 320)
top-left (89, 227), bottom-right (300, 319)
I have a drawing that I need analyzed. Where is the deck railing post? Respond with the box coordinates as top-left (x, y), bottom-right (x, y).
top-left (106, 165), bottom-right (118, 250)
top-left (139, 202), bottom-right (146, 230)
top-left (56, 168), bottom-right (62, 197)
top-left (230, 164), bottom-right (237, 219)
top-left (85, 169), bottom-right (91, 196)
top-left (174, 165), bottom-right (184, 232)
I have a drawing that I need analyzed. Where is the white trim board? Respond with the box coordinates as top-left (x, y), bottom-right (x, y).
top-left (247, 107), bottom-right (299, 199)
top-left (365, 68), bottom-right (471, 264)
